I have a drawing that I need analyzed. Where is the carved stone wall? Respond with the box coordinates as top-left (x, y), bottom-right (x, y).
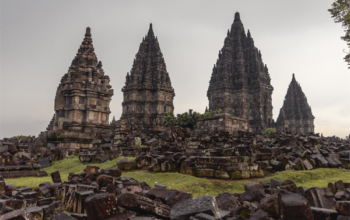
top-left (207, 12), bottom-right (274, 133)
top-left (120, 24), bottom-right (175, 132)
top-left (47, 27), bottom-right (113, 150)
top-left (194, 113), bottom-right (249, 133)
top-left (276, 74), bottom-right (315, 134)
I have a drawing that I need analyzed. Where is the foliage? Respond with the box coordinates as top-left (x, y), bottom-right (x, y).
top-left (329, 0), bottom-right (350, 68)
top-left (9, 135), bottom-right (32, 140)
top-left (163, 109), bottom-right (222, 129)
top-left (5, 156), bottom-right (135, 188)
top-left (203, 109), bottom-right (222, 118)
top-left (177, 109), bottom-right (202, 129)
top-left (263, 127), bottom-right (276, 134)
top-left (163, 112), bottom-right (178, 127)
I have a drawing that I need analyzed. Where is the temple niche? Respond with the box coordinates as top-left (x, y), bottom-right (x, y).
top-left (120, 24), bottom-right (175, 132)
top-left (207, 12), bottom-right (274, 133)
top-left (46, 27), bottom-right (113, 150)
top-left (276, 74), bottom-right (315, 135)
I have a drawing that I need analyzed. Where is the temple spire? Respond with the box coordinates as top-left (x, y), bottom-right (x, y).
top-left (234, 12), bottom-right (241, 22)
top-left (147, 23), bottom-right (154, 37)
top-left (85, 27), bottom-right (91, 37)
top-left (276, 73), bottom-right (314, 134)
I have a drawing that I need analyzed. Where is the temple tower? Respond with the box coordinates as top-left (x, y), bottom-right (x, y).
top-left (47, 27), bottom-right (113, 150)
top-left (207, 12), bottom-right (274, 133)
top-left (120, 24), bottom-right (175, 131)
top-left (276, 74), bottom-right (315, 134)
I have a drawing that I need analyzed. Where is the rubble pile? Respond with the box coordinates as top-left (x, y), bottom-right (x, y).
top-left (114, 128), bottom-right (350, 180)
top-left (0, 137), bottom-right (50, 178)
top-left (1, 166), bottom-right (349, 219)
top-left (78, 134), bottom-right (119, 163)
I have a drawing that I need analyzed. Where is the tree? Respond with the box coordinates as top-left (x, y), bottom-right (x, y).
top-left (329, 0), bottom-right (350, 68)
top-left (163, 109), bottom-right (222, 128)
top-left (163, 112), bottom-right (178, 127)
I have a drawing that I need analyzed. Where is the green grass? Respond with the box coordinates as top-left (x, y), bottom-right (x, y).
top-left (5, 156), bottom-right (135, 188)
top-left (122, 168), bottom-right (350, 197)
top-left (5, 156), bottom-right (350, 198)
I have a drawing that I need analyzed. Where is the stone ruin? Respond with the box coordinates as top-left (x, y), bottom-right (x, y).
top-left (46, 27), bottom-right (113, 151)
top-left (0, 136), bottom-right (48, 178)
top-left (194, 113), bottom-right (249, 133)
top-left (120, 23), bottom-right (175, 132)
top-left (113, 127), bottom-right (350, 180)
top-left (207, 12), bottom-right (274, 134)
top-left (276, 74), bottom-right (315, 135)
top-left (0, 164), bottom-right (349, 219)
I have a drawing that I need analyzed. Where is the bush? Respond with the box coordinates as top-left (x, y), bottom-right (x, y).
top-left (164, 109), bottom-right (222, 129)
top-left (263, 128), bottom-right (276, 134)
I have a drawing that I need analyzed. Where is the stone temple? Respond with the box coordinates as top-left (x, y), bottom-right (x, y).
top-left (276, 74), bottom-right (315, 134)
top-left (120, 24), bottom-right (175, 131)
top-left (46, 27), bottom-right (113, 150)
top-left (207, 12), bottom-right (274, 133)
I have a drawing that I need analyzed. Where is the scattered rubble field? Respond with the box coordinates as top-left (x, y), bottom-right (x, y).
top-left (5, 156), bottom-right (350, 197)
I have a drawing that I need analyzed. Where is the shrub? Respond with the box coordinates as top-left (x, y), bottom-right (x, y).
top-left (263, 128), bottom-right (276, 134)
top-left (163, 109), bottom-right (222, 129)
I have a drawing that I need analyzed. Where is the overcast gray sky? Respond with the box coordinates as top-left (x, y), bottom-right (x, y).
top-left (1, 0), bottom-right (349, 139)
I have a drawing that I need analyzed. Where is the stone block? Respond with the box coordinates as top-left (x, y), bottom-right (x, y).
top-left (170, 195), bottom-right (219, 220)
top-left (85, 193), bottom-right (118, 220)
top-left (278, 190), bottom-right (314, 220)
top-left (214, 170), bottom-right (229, 179)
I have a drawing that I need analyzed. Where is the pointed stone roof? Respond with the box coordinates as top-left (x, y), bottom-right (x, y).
top-left (277, 74), bottom-right (314, 121)
top-left (123, 23), bottom-right (173, 92)
top-left (208, 12), bottom-right (272, 93)
top-left (62, 27), bottom-right (106, 84)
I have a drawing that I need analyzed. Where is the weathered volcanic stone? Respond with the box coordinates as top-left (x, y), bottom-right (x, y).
top-left (244, 182), bottom-right (264, 192)
top-left (215, 192), bottom-right (240, 211)
top-left (280, 180), bottom-right (297, 192)
top-left (39, 157), bottom-right (51, 168)
top-left (335, 201), bottom-right (350, 216)
top-left (50, 171), bottom-right (62, 184)
top-left (85, 193), bottom-right (118, 220)
top-left (270, 179), bottom-right (282, 189)
top-left (164, 190), bottom-right (193, 208)
top-left (52, 212), bottom-right (76, 220)
top-left (0, 208), bottom-right (34, 220)
top-left (0, 206), bottom-right (14, 215)
top-left (304, 187), bottom-right (335, 209)
top-left (240, 190), bottom-right (265, 203)
top-left (170, 195), bottom-right (219, 220)
top-left (310, 207), bottom-right (338, 220)
top-left (248, 210), bottom-right (271, 220)
top-left (278, 190), bottom-right (313, 220)
top-left (117, 193), bottom-right (171, 219)
top-left (258, 194), bottom-right (279, 218)
top-left (44, 201), bottom-right (63, 220)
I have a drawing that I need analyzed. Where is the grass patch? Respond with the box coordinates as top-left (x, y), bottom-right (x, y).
top-left (5, 156), bottom-right (349, 198)
top-left (123, 168), bottom-right (350, 197)
top-left (5, 156), bottom-right (135, 188)
top-left (264, 168), bottom-right (350, 188)
top-left (122, 171), bottom-right (248, 197)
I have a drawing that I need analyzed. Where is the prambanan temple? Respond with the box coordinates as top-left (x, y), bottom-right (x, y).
top-left (120, 24), bottom-right (175, 132)
top-left (207, 13), bottom-right (274, 133)
top-left (276, 74), bottom-right (315, 134)
top-left (45, 12), bottom-right (315, 150)
top-left (46, 28), bottom-right (114, 149)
